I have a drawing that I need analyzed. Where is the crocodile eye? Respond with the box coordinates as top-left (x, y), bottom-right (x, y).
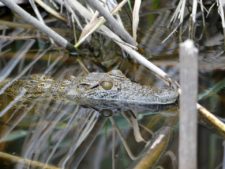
top-left (100, 81), bottom-right (113, 90)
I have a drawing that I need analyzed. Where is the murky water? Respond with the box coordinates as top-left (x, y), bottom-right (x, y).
top-left (0, 0), bottom-right (224, 169)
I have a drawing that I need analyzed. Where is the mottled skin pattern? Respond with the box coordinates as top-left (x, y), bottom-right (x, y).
top-left (3, 70), bottom-right (178, 111)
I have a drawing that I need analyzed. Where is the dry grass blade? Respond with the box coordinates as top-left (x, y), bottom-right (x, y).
top-left (76, 0), bottom-right (128, 47)
top-left (76, 12), bottom-right (102, 47)
top-left (199, 0), bottom-right (206, 30)
top-left (0, 0), bottom-right (76, 52)
top-left (192, 0), bottom-right (198, 23)
top-left (217, 0), bottom-right (225, 28)
top-left (72, 115), bottom-right (107, 169)
top-left (35, 0), bottom-right (67, 22)
top-left (70, 0), bottom-right (135, 48)
top-left (132, 0), bottom-right (141, 41)
top-left (0, 40), bottom-right (35, 83)
top-left (170, 0), bottom-right (187, 24)
top-left (190, 0), bottom-right (198, 38)
top-left (29, 0), bottom-right (45, 23)
top-left (74, 0), bottom-right (130, 48)
top-left (86, 0), bottom-right (136, 46)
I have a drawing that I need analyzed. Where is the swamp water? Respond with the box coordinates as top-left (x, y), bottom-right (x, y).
top-left (0, 0), bottom-right (224, 169)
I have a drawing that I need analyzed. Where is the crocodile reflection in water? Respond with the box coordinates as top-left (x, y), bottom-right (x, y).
top-left (3, 70), bottom-right (178, 112)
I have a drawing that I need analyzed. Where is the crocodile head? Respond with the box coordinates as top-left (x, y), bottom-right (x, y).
top-left (66, 70), bottom-right (178, 110)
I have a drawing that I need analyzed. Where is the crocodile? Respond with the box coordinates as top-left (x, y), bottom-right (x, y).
top-left (2, 70), bottom-right (178, 112)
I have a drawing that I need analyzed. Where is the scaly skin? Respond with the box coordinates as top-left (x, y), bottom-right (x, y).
top-left (3, 70), bottom-right (178, 111)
